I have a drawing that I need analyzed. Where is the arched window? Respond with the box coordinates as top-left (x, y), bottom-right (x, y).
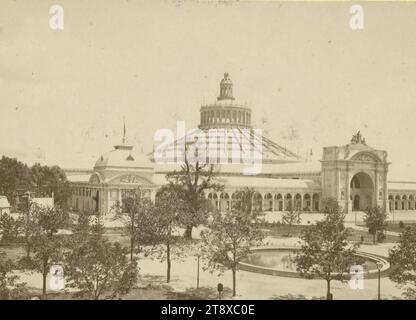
top-left (303, 194), bottom-right (311, 211)
top-left (350, 176), bottom-right (361, 189)
top-left (274, 194), bottom-right (283, 211)
top-left (294, 194), bottom-right (302, 210)
top-left (220, 192), bottom-right (230, 212)
top-left (264, 193), bottom-right (273, 212)
top-left (395, 195), bottom-right (401, 210)
top-left (284, 194), bottom-right (292, 211)
top-left (253, 193), bottom-right (263, 212)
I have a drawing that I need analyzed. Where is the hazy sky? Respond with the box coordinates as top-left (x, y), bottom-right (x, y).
top-left (1, 0), bottom-right (416, 180)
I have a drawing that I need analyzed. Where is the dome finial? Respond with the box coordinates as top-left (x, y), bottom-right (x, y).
top-left (218, 72), bottom-right (234, 101)
top-left (122, 116), bottom-right (126, 144)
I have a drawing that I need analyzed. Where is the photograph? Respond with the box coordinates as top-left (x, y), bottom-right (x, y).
top-left (1, 0), bottom-right (416, 307)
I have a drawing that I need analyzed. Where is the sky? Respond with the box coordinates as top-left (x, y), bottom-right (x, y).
top-left (1, 0), bottom-right (416, 180)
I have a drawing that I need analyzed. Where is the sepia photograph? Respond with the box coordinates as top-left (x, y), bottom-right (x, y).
top-left (1, 0), bottom-right (416, 308)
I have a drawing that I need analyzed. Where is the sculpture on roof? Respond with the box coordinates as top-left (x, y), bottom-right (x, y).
top-left (350, 131), bottom-right (367, 145)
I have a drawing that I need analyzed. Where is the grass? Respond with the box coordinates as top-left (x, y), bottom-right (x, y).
top-left (36, 283), bottom-right (232, 300)
top-left (385, 221), bottom-right (416, 233)
top-left (356, 221), bottom-right (416, 236)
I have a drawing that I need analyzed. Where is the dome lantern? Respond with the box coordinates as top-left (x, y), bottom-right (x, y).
top-left (218, 72), bottom-right (235, 101)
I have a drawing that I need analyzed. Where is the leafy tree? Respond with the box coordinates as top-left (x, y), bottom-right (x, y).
top-left (0, 212), bottom-right (24, 242)
top-left (389, 225), bottom-right (416, 299)
top-left (281, 209), bottom-right (301, 237)
top-left (363, 207), bottom-right (388, 244)
top-left (25, 204), bottom-right (69, 298)
top-left (232, 188), bottom-right (257, 214)
top-left (201, 188), bottom-right (264, 297)
top-left (0, 156), bottom-right (31, 205)
top-left (30, 163), bottom-right (71, 207)
top-left (64, 218), bottom-right (138, 300)
top-left (152, 185), bottom-right (188, 283)
top-left (0, 157), bottom-right (70, 208)
top-left (295, 198), bottom-right (357, 300)
top-left (166, 142), bottom-right (223, 239)
top-left (112, 188), bottom-right (157, 262)
top-left (0, 253), bottom-right (29, 300)
top-left (18, 198), bottom-right (39, 259)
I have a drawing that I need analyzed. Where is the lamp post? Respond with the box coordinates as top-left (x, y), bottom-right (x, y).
top-left (196, 254), bottom-right (200, 289)
top-left (376, 261), bottom-right (383, 300)
top-left (217, 283), bottom-right (223, 300)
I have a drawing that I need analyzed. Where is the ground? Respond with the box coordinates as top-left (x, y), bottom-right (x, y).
top-left (1, 211), bottom-right (415, 300)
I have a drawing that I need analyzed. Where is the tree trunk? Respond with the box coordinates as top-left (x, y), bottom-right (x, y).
top-left (25, 201), bottom-right (31, 258)
top-left (167, 241), bottom-right (171, 283)
top-left (184, 226), bottom-right (193, 240)
top-left (326, 280), bottom-right (332, 300)
top-left (373, 233), bottom-right (376, 244)
top-left (26, 241), bottom-right (31, 259)
top-left (232, 269), bottom-right (236, 297)
top-left (130, 212), bottom-right (135, 262)
top-left (130, 236), bottom-right (134, 262)
top-left (42, 257), bottom-right (48, 299)
top-left (287, 223), bottom-right (292, 237)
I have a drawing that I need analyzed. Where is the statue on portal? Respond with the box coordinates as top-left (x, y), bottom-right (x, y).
top-left (350, 131), bottom-right (367, 145)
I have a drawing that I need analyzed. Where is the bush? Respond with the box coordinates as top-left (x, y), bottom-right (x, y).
top-left (377, 231), bottom-right (386, 242)
top-left (399, 221), bottom-right (405, 229)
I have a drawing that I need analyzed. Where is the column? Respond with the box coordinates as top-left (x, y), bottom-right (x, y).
top-left (345, 166), bottom-right (351, 213)
top-left (383, 165), bottom-right (389, 213)
top-left (291, 193), bottom-right (295, 211)
top-left (300, 194), bottom-right (304, 212)
top-left (117, 188), bottom-right (121, 207)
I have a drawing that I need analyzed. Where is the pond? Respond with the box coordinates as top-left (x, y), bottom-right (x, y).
top-left (241, 248), bottom-right (384, 275)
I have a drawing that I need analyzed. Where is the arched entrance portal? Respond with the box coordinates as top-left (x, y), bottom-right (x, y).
top-left (350, 172), bottom-right (374, 211)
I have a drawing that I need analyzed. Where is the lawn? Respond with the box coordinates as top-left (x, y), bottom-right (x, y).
top-left (356, 221), bottom-right (416, 234)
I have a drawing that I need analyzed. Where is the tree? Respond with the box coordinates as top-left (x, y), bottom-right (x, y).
top-left (281, 209), bottom-right (301, 237)
top-left (0, 156), bottom-right (31, 205)
top-left (64, 218), bottom-right (138, 300)
top-left (363, 207), bottom-right (388, 244)
top-left (30, 163), bottom-right (71, 207)
top-left (112, 188), bottom-right (157, 262)
top-left (201, 188), bottom-right (264, 297)
top-left (166, 143), bottom-right (223, 239)
top-left (0, 212), bottom-right (24, 242)
top-left (27, 204), bottom-right (69, 298)
top-left (389, 225), bottom-right (416, 299)
top-left (0, 253), bottom-right (29, 300)
top-left (295, 198), bottom-right (357, 300)
top-left (0, 157), bottom-right (70, 208)
top-left (152, 185), bottom-right (188, 283)
top-left (19, 198), bottom-right (38, 259)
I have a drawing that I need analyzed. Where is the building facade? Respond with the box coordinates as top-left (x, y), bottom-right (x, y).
top-left (66, 73), bottom-right (416, 215)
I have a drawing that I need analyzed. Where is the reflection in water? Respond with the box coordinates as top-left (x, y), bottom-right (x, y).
top-left (244, 250), bottom-right (299, 271)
